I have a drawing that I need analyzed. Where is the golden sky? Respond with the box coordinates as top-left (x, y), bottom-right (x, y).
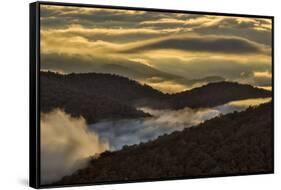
top-left (40, 4), bottom-right (272, 93)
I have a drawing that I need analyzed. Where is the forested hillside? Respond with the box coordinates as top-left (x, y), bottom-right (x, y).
top-left (55, 102), bottom-right (273, 185)
top-left (169, 81), bottom-right (271, 109)
top-left (41, 72), bottom-right (153, 123)
top-left (41, 71), bottom-right (271, 123)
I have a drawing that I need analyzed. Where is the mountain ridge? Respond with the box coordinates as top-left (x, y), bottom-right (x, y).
top-left (41, 71), bottom-right (271, 123)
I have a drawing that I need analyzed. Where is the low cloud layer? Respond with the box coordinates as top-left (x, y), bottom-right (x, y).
top-left (89, 97), bottom-right (271, 150)
top-left (40, 46), bottom-right (272, 93)
top-left (40, 109), bottom-right (109, 184)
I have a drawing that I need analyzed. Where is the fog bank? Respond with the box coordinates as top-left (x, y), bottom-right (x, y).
top-left (40, 109), bottom-right (109, 184)
top-left (89, 98), bottom-right (271, 150)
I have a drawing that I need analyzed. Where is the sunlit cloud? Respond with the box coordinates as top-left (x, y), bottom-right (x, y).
top-left (42, 25), bottom-right (161, 37)
top-left (139, 78), bottom-right (188, 93)
top-left (40, 4), bottom-right (272, 93)
top-left (254, 71), bottom-right (272, 78)
top-left (41, 109), bottom-right (109, 184)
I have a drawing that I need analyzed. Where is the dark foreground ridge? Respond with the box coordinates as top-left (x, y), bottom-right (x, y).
top-left (41, 71), bottom-right (271, 123)
top-left (55, 102), bottom-right (273, 185)
top-left (169, 81), bottom-right (271, 109)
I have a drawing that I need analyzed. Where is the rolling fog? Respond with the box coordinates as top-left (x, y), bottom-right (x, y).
top-left (41, 97), bottom-right (270, 183)
top-left (40, 110), bottom-right (109, 184)
top-left (89, 97), bottom-right (271, 150)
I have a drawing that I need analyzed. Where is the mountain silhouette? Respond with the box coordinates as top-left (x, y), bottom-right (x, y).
top-left (41, 71), bottom-right (271, 123)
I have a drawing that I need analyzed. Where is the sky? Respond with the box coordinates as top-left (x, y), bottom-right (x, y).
top-left (40, 4), bottom-right (272, 93)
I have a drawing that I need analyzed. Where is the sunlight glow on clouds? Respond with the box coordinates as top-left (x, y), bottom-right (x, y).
top-left (254, 71), bottom-right (272, 78)
top-left (40, 4), bottom-right (272, 93)
top-left (41, 109), bottom-right (109, 184)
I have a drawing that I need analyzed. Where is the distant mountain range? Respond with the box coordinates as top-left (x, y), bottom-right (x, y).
top-left (41, 71), bottom-right (271, 123)
top-left (55, 102), bottom-right (273, 185)
top-left (41, 53), bottom-right (227, 89)
top-left (92, 63), bottom-right (226, 87)
top-left (168, 81), bottom-right (271, 109)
